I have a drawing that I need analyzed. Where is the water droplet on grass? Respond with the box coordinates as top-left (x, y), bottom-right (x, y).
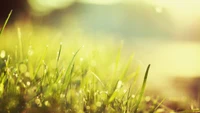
top-left (86, 106), bottom-right (90, 110)
top-left (28, 46), bottom-right (34, 56)
top-left (0, 50), bottom-right (6, 58)
top-left (35, 97), bottom-right (42, 107)
top-left (156, 108), bottom-right (165, 113)
top-left (26, 81), bottom-right (31, 86)
top-left (145, 96), bottom-right (151, 102)
top-left (60, 93), bottom-right (65, 98)
top-left (19, 64), bottom-right (27, 73)
top-left (96, 102), bottom-right (101, 107)
top-left (44, 101), bottom-right (51, 107)
top-left (117, 80), bottom-right (123, 89)
top-left (131, 95), bottom-right (135, 98)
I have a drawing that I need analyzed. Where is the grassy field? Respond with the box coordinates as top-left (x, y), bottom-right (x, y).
top-left (0, 11), bottom-right (200, 113)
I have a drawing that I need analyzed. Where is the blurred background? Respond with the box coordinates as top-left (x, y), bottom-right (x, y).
top-left (0, 0), bottom-right (200, 100)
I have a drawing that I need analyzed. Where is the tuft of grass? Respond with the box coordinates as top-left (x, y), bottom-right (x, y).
top-left (1, 27), bottom-right (199, 113)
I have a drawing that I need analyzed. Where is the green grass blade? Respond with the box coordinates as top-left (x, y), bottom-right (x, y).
top-left (56, 42), bottom-right (62, 65)
top-left (113, 40), bottom-right (123, 77)
top-left (134, 64), bottom-right (151, 113)
top-left (108, 80), bottom-right (123, 103)
top-left (33, 45), bottom-right (48, 79)
top-left (0, 74), bottom-right (6, 98)
top-left (56, 42), bottom-right (62, 77)
top-left (17, 28), bottom-right (23, 61)
top-left (63, 48), bottom-right (81, 81)
top-left (0, 10), bottom-right (12, 35)
top-left (60, 47), bottom-right (81, 91)
top-left (119, 54), bottom-right (134, 80)
top-left (151, 97), bottom-right (166, 113)
top-left (90, 71), bottom-right (105, 87)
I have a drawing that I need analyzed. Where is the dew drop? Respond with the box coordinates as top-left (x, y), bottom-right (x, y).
top-left (0, 50), bottom-right (6, 58)
top-left (19, 64), bottom-right (27, 73)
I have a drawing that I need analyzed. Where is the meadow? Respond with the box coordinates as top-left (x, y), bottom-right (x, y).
top-left (0, 10), bottom-right (199, 113)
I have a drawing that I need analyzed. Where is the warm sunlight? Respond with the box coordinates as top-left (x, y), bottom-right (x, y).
top-left (150, 0), bottom-right (200, 23)
top-left (153, 42), bottom-right (199, 76)
top-left (79, 0), bottom-right (123, 5)
top-left (28, 0), bottom-right (74, 14)
top-left (1, 0), bottom-right (200, 112)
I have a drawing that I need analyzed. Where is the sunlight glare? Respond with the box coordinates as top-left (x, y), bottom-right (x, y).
top-left (28, 0), bottom-right (74, 15)
top-left (79, 0), bottom-right (123, 5)
top-left (151, 0), bottom-right (200, 23)
top-left (153, 42), bottom-right (200, 76)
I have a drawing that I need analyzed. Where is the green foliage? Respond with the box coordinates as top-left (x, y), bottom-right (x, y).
top-left (134, 64), bottom-right (150, 113)
top-left (0, 31), bottom-right (153, 112)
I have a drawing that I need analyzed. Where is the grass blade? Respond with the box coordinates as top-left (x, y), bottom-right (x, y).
top-left (17, 28), bottom-right (23, 61)
top-left (33, 45), bottom-right (48, 79)
top-left (108, 80), bottom-right (123, 103)
top-left (134, 64), bottom-right (151, 113)
top-left (56, 42), bottom-right (62, 65)
top-left (56, 42), bottom-right (62, 77)
top-left (151, 97), bottom-right (166, 113)
top-left (119, 54), bottom-right (134, 80)
top-left (60, 47), bottom-right (81, 91)
top-left (63, 48), bottom-right (81, 81)
top-left (113, 40), bottom-right (123, 77)
top-left (0, 10), bottom-right (12, 35)
top-left (90, 71), bottom-right (105, 87)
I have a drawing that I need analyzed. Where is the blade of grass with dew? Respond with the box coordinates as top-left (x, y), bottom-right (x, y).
top-left (56, 42), bottom-right (62, 64)
top-left (40, 61), bottom-right (48, 90)
top-left (60, 47), bottom-right (81, 92)
top-left (0, 74), bottom-right (6, 98)
top-left (66, 63), bottom-right (74, 92)
top-left (56, 42), bottom-right (62, 77)
top-left (108, 53), bottom-right (134, 103)
top-left (27, 46), bottom-right (34, 79)
top-left (125, 81), bottom-right (135, 113)
top-left (113, 40), bottom-right (123, 77)
top-left (90, 71), bottom-right (105, 87)
top-left (125, 65), bottom-right (140, 95)
top-left (63, 48), bottom-right (81, 81)
top-left (108, 41), bottom-right (123, 101)
top-left (119, 54), bottom-right (134, 80)
top-left (111, 41), bottom-right (123, 86)
top-left (33, 45), bottom-right (48, 80)
top-left (123, 66), bottom-right (140, 84)
top-left (124, 66), bottom-right (141, 112)
top-left (17, 28), bottom-right (23, 61)
top-left (56, 47), bottom-right (80, 83)
top-left (108, 80), bottom-right (123, 103)
top-left (0, 10), bottom-right (12, 35)
top-left (15, 45), bottom-right (18, 61)
top-left (5, 55), bottom-right (10, 68)
top-left (108, 80), bottom-right (119, 103)
top-left (134, 64), bottom-right (151, 113)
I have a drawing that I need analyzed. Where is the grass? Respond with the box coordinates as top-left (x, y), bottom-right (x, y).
top-left (0, 11), bottom-right (200, 113)
top-left (0, 31), bottom-right (151, 113)
top-left (0, 10), bottom-right (12, 35)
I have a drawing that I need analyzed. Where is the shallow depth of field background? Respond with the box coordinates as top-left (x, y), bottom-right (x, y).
top-left (0, 0), bottom-right (200, 99)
